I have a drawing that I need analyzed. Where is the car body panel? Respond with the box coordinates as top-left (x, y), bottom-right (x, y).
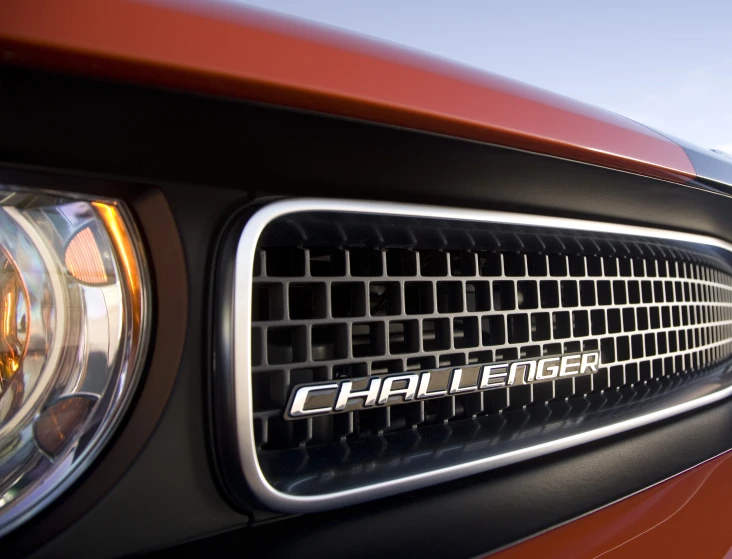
top-left (0, 0), bottom-right (697, 183)
top-left (491, 449), bottom-right (732, 558)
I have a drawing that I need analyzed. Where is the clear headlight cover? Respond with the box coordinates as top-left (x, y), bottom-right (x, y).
top-left (0, 187), bottom-right (149, 536)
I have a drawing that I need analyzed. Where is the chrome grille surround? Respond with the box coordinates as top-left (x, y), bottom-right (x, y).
top-left (212, 198), bottom-right (732, 513)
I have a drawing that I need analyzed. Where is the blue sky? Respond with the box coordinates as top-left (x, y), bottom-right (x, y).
top-left (242, 0), bottom-right (732, 154)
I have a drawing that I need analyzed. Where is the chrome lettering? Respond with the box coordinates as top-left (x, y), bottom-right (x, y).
top-left (580, 351), bottom-right (600, 374)
top-left (285, 351), bottom-right (602, 418)
top-left (449, 368), bottom-right (477, 394)
top-left (378, 374), bottom-right (419, 405)
top-left (334, 378), bottom-right (381, 411)
top-left (559, 354), bottom-right (581, 376)
top-left (536, 357), bottom-right (560, 380)
top-left (479, 364), bottom-right (508, 390)
top-left (417, 372), bottom-right (447, 399)
top-left (510, 360), bottom-right (538, 383)
top-left (289, 384), bottom-right (339, 417)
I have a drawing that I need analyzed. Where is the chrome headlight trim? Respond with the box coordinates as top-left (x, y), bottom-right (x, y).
top-left (0, 187), bottom-right (152, 537)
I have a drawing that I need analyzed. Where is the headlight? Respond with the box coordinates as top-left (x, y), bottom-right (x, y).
top-left (0, 187), bottom-right (149, 536)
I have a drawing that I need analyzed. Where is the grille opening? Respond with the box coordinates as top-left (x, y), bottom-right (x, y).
top-left (331, 282), bottom-right (366, 318)
top-left (627, 281), bottom-right (641, 304)
top-left (386, 249), bottom-right (418, 276)
top-left (607, 309), bottom-right (621, 333)
top-left (568, 255), bottom-right (585, 276)
top-left (619, 259), bottom-right (633, 277)
top-left (642, 281), bottom-right (654, 303)
top-left (657, 332), bottom-right (668, 354)
top-left (482, 315), bottom-right (506, 345)
top-left (252, 372), bottom-right (277, 412)
top-left (613, 281), bottom-right (627, 304)
top-left (478, 252), bottom-right (502, 276)
top-left (561, 281), bottom-right (579, 307)
top-left (495, 347), bottom-right (519, 362)
top-left (631, 334), bottom-right (644, 359)
top-left (252, 284), bottom-right (283, 321)
top-left (332, 362), bottom-right (367, 379)
top-left (438, 352), bottom-right (466, 368)
top-left (654, 281), bottom-right (665, 302)
top-left (369, 282), bottom-right (400, 316)
top-left (579, 281), bottom-right (596, 307)
top-left (617, 337), bottom-right (631, 361)
top-left (633, 259), bottom-right (646, 277)
top-left (407, 355), bottom-right (435, 371)
top-left (552, 312), bottom-right (571, 339)
top-left (437, 281), bottom-right (463, 313)
top-left (508, 314), bottom-right (530, 344)
top-left (372, 359), bottom-right (404, 375)
top-left (352, 322), bottom-right (386, 358)
top-left (405, 282), bottom-right (434, 314)
top-left (450, 251), bottom-right (476, 276)
top-left (467, 281), bottom-right (491, 312)
top-left (350, 248), bottom-right (382, 276)
top-left (252, 328), bottom-right (263, 366)
top-left (266, 248), bottom-right (305, 277)
top-left (662, 307), bottom-right (671, 328)
top-left (493, 281), bottom-right (515, 311)
top-left (469, 349), bottom-right (493, 364)
top-left (573, 310), bottom-right (590, 337)
top-left (531, 312), bottom-right (551, 341)
top-left (587, 256), bottom-right (603, 277)
top-left (389, 320), bottom-right (419, 354)
top-left (540, 281), bottom-right (560, 308)
top-left (454, 316), bottom-right (480, 348)
top-left (622, 308), bottom-right (636, 331)
top-left (517, 281), bottom-right (539, 309)
top-left (503, 253), bottom-right (525, 277)
top-left (423, 318), bottom-right (450, 351)
top-left (420, 250), bottom-right (448, 276)
top-left (637, 308), bottom-right (650, 330)
top-left (291, 366), bottom-right (329, 386)
top-left (309, 247), bottom-right (347, 276)
top-left (267, 326), bottom-right (306, 365)
top-left (289, 283), bottom-right (326, 319)
top-left (549, 255), bottom-right (567, 276)
top-left (527, 254), bottom-right (548, 276)
top-left (590, 309), bottom-right (606, 335)
top-left (312, 324), bottom-right (348, 361)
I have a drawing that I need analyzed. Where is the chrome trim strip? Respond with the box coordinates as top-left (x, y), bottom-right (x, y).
top-left (227, 198), bottom-right (732, 513)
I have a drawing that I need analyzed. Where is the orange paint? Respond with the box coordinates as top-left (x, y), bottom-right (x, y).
top-left (491, 450), bottom-right (732, 558)
top-left (0, 0), bottom-right (696, 184)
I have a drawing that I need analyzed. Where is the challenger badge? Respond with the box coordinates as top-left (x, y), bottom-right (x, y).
top-left (285, 350), bottom-right (601, 419)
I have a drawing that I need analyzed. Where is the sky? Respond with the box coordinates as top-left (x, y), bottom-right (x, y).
top-left (241, 0), bottom-right (732, 154)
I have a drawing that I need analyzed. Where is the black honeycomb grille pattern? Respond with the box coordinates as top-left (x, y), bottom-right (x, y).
top-left (251, 244), bottom-right (732, 451)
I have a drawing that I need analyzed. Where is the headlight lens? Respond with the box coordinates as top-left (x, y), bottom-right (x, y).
top-left (0, 187), bottom-right (149, 535)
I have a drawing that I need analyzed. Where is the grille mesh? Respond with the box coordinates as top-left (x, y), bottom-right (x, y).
top-left (251, 237), bottom-right (732, 451)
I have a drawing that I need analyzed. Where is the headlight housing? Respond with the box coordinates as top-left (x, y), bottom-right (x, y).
top-left (0, 187), bottom-right (149, 535)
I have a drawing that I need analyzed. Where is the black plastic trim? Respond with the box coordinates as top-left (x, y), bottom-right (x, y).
top-left (143, 396), bottom-right (732, 559)
top-left (3, 65), bottom-right (732, 243)
top-left (638, 124), bottom-right (732, 194)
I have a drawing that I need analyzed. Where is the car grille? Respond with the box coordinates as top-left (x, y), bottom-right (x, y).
top-left (214, 199), bottom-right (732, 512)
top-left (252, 219), bottom-right (732, 450)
